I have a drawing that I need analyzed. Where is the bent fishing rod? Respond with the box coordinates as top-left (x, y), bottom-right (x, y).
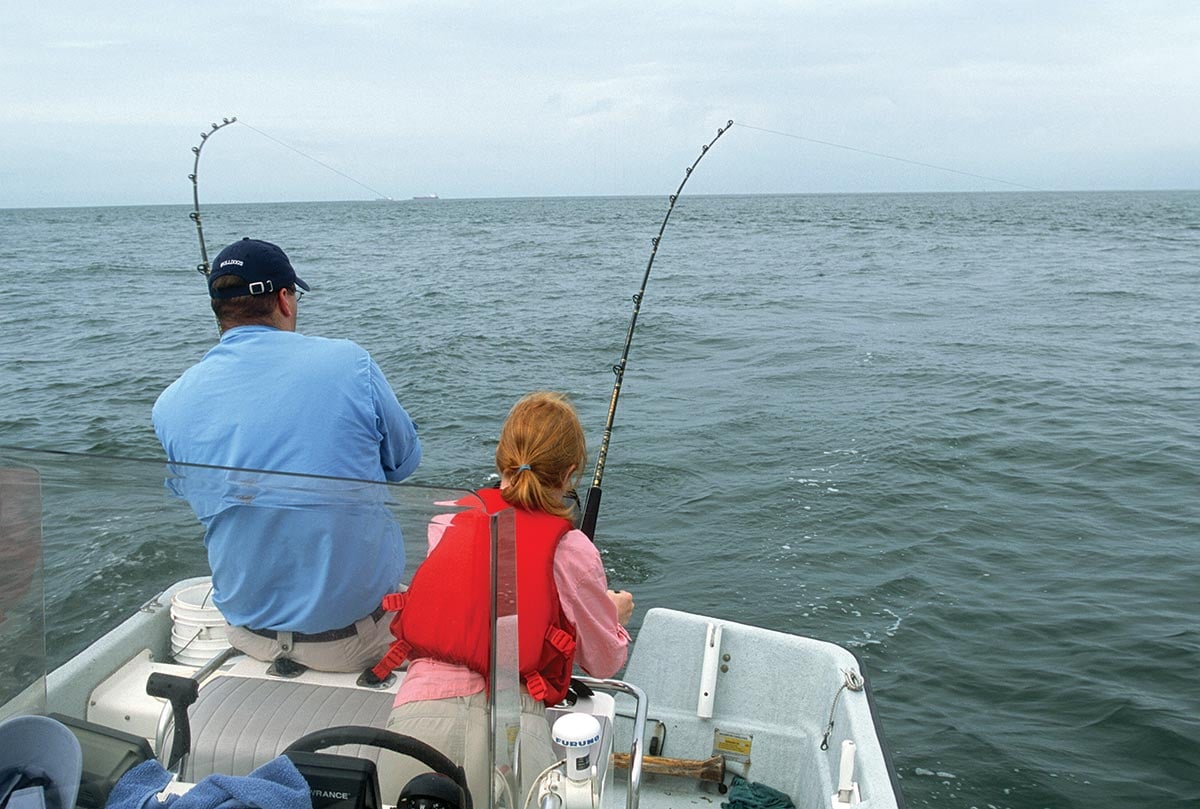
top-left (580, 119), bottom-right (734, 540)
top-left (188, 116), bottom-right (396, 280)
top-left (189, 117), bottom-right (239, 279)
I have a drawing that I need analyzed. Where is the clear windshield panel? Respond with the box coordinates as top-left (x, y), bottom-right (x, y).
top-left (0, 446), bottom-right (485, 673)
top-left (0, 446), bottom-right (519, 803)
top-left (0, 464), bottom-right (46, 720)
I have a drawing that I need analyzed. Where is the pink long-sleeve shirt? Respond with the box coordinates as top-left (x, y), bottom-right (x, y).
top-left (393, 516), bottom-right (630, 707)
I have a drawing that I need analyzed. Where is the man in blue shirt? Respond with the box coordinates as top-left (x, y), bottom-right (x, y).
top-left (153, 238), bottom-right (421, 672)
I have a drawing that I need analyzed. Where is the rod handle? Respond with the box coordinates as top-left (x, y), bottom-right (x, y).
top-left (580, 486), bottom-right (602, 539)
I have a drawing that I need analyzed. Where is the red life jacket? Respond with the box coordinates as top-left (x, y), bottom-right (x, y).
top-left (370, 487), bottom-right (578, 705)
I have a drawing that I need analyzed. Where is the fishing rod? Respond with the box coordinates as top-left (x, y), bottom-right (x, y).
top-left (580, 119), bottom-right (734, 540)
top-left (187, 116), bottom-right (397, 280)
top-left (189, 117), bottom-right (238, 278)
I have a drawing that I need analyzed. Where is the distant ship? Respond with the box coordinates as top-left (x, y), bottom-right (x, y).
top-left (412, 193), bottom-right (439, 200)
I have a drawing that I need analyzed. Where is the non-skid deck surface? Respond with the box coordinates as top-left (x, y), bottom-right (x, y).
top-left (181, 665), bottom-right (411, 799)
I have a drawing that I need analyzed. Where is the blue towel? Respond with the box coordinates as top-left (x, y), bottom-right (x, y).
top-left (721, 775), bottom-right (795, 809)
top-left (105, 757), bottom-right (312, 809)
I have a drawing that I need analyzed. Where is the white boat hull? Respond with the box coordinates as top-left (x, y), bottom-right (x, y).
top-left (39, 579), bottom-right (901, 808)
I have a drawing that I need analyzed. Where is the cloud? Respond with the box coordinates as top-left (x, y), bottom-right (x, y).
top-left (2, 0), bottom-right (1198, 206)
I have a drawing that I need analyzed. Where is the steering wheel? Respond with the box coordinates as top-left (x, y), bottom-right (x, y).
top-left (283, 725), bottom-right (472, 809)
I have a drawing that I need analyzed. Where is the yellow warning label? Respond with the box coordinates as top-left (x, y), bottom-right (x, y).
top-left (713, 729), bottom-right (753, 758)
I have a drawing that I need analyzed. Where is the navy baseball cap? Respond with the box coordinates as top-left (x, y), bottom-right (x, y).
top-left (208, 238), bottom-right (310, 299)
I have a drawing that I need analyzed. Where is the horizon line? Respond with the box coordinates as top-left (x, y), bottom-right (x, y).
top-left (3, 186), bottom-right (1198, 212)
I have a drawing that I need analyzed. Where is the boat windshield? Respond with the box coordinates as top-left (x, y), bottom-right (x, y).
top-left (0, 459), bottom-right (43, 717)
top-left (0, 445), bottom-right (532, 808)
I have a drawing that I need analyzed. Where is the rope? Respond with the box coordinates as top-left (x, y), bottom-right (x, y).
top-left (819, 668), bottom-right (865, 751)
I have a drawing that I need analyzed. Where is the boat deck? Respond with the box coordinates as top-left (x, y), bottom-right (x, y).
top-left (42, 579), bottom-right (901, 808)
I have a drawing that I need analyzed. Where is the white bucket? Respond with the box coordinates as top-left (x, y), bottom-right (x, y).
top-left (170, 582), bottom-right (231, 666)
top-left (170, 627), bottom-right (232, 667)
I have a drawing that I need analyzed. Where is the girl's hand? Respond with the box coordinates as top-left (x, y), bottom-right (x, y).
top-left (607, 589), bottom-right (634, 626)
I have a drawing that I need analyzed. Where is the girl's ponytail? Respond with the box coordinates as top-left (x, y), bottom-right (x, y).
top-left (496, 392), bottom-right (586, 518)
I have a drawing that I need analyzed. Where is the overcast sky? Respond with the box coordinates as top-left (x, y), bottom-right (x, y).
top-left (2, 1), bottom-right (1197, 207)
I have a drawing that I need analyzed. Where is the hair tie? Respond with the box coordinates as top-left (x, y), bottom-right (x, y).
top-left (516, 464), bottom-right (531, 473)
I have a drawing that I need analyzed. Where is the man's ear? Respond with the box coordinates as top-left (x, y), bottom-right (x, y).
top-left (278, 287), bottom-right (295, 319)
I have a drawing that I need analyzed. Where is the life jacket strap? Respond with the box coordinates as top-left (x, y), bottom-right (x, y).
top-left (370, 639), bottom-right (411, 681)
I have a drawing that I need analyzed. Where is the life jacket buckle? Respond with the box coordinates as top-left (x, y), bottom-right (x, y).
top-left (525, 672), bottom-right (549, 702)
top-left (381, 591), bottom-right (409, 612)
top-left (545, 626), bottom-right (576, 656)
top-left (370, 639), bottom-right (412, 681)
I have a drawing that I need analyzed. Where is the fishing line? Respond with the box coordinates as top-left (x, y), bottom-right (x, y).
top-left (735, 122), bottom-right (1039, 191)
top-left (236, 120), bottom-right (394, 200)
top-left (579, 119), bottom-right (734, 540)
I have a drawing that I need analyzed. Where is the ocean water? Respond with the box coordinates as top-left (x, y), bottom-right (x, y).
top-left (1, 192), bottom-right (1197, 808)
